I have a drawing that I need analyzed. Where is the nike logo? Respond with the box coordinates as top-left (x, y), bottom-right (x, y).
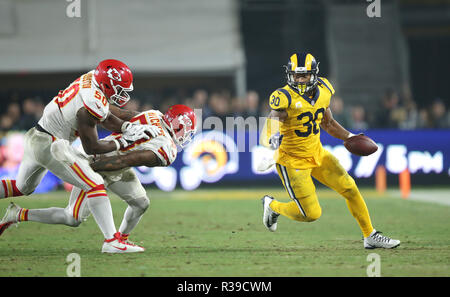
top-left (112, 245), bottom-right (127, 251)
top-left (95, 103), bottom-right (101, 109)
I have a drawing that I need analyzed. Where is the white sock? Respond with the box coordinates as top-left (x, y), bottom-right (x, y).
top-left (27, 208), bottom-right (80, 226)
top-left (118, 197), bottom-right (149, 235)
top-left (87, 196), bottom-right (116, 239)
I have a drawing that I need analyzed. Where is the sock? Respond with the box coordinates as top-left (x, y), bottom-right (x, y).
top-left (86, 185), bottom-right (116, 239)
top-left (340, 188), bottom-right (374, 238)
top-left (17, 208), bottom-right (29, 222)
top-left (118, 197), bottom-right (149, 236)
top-left (27, 208), bottom-right (78, 226)
top-left (118, 206), bottom-right (144, 235)
top-left (0, 179), bottom-right (23, 199)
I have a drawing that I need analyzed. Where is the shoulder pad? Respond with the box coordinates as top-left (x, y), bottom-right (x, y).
top-left (269, 88), bottom-right (291, 110)
top-left (318, 77), bottom-right (335, 95)
top-left (80, 87), bottom-right (110, 122)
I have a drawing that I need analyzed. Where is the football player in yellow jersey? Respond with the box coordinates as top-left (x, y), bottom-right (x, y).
top-left (260, 52), bottom-right (400, 249)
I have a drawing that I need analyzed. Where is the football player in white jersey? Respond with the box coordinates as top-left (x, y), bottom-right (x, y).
top-left (0, 105), bottom-right (197, 253)
top-left (0, 59), bottom-right (160, 253)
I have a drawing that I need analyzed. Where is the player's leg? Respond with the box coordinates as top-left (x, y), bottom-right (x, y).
top-left (265, 164), bottom-right (322, 225)
top-left (311, 150), bottom-right (373, 237)
top-left (0, 128), bottom-right (48, 199)
top-left (0, 186), bottom-right (88, 236)
top-left (0, 202), bottom-right (81, 227)
top-left (48, 141), bottom-right (144, 252)
top-left (311, 150), bottom-right (400, 248)
top-left (27, 186), bottom-right (88, 227)
top-left (105, 168), bottom-right (149, 241)
top-left (44, 140), bottom-right (117, 240)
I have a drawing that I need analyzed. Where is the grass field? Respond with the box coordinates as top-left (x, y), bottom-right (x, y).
top-left (0, 186), bottom-right (449, 277)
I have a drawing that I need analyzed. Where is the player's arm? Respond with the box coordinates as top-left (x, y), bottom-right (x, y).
top-left (260, 109), bottom-right (287, 148)
top-left (320, 107), bottom-right (354, 141)
top-left (260, 89), bottom-right (290, 148)
top-left (108, 105), bottom-right (140, 122)
top-left (77, 108), bottom-right (122, 155)
top-left (90, 150), bottom-right (161, 172)
top-left (100, 111), bottom-right (127, 133)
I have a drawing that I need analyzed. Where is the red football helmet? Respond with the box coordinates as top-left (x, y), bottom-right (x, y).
top-left (93, 59), bottom-right (133, 107)
top-left (163, 104), bottom-right (197, 148)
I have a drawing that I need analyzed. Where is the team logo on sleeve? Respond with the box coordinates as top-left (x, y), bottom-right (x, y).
top-left (106, 68), bottom-right (122, 81)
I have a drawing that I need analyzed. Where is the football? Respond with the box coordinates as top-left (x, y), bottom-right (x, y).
top-left (344, 134), bottom-right (378, 156)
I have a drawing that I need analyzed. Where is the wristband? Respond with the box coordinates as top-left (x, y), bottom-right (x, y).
top-left (112, 139), bottom-right (121, 151)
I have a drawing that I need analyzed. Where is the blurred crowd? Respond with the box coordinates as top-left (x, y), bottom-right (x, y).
top-left (0, 87), bottom-right (449, 137)
top-left (331, 88), bottom-right (450, 131)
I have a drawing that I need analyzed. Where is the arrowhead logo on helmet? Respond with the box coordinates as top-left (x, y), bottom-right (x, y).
top-left (106, 68), bottom-right (122, 82)
top-left (163, 104), bottom-right (197, 148)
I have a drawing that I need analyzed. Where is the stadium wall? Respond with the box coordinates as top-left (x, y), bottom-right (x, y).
top-left (0, 129), bottom-right (448, 194)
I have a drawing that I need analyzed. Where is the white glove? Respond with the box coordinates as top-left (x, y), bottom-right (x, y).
top-left (121, 121), bottom-right (150, 143)
top-left (269, 132), bottom-right (282, 150)
top-left (141, 124), bottom-right (160, 138)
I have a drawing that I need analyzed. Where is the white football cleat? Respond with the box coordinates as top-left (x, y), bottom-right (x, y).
top-left (364, 229), bottom-right (400, 249)
top-left (0, 202), bottom-right (21, 236)
top-left (102, 232), bottom-right (145, 253)
top-left (262, 195), bottom-right (280, 232)
top-left (120, 233), bottom-right (145, 250)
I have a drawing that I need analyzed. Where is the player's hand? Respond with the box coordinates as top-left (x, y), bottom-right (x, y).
top-left (346, 132), bottom-right (364, 140)
top-left (141, 124), bottom-right (160, 138)
top-left (121, 122), bottom-right (150, 143)
top-left (269, 132), bottom-right (282, 150)
top-left (114, 136), bottom-right (132, 149)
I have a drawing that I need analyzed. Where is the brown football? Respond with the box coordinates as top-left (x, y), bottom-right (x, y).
top-left (344, 134), bottom-right (378, 156)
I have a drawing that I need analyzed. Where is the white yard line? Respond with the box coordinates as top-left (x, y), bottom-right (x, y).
top-left (390, 189), bottom-right (450, 206)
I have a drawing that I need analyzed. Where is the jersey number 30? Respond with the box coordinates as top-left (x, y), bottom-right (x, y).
top-left (295, 108), bottom-right (325, 137)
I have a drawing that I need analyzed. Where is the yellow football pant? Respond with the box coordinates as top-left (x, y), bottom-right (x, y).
top-left (270, 150), bottom-right (374, 238)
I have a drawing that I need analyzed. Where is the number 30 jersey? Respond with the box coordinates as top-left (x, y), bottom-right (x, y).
top-left (38, 70), bottom-right (110, 144)
top-left (268, 77), bottom-right (335, 169)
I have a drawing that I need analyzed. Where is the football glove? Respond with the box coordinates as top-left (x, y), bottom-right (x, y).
top-left (269, 132), bottom-right (282, 150)
top-left (121, 121), bottom-right (152, 143)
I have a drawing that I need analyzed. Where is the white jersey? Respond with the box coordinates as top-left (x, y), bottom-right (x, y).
top-left (38, 70), bottom-right (110, 143)
top-left (103, 110), bottom-right (178, 166)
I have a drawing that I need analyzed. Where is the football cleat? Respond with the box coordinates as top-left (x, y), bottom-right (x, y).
top-left (261, 195), bottom-right (280, 232)
top-left (120, 233), bottom-right (145, 249)
top-left (364, 230), bottom-right (400, 249)
top-left (0, 202), bottom-right (21, 236)
top-left (102, 232), bottom-right (145, 253)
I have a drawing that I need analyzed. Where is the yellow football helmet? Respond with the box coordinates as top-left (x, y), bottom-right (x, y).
top-left (284, 52), bottom-right (319, 95)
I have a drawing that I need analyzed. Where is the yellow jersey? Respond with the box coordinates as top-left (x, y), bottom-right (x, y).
top-left (268, 77), bottom-right (335, 169)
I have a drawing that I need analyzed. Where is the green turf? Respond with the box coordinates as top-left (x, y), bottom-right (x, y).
top-left (0, 187), bottom-right (449, 277)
